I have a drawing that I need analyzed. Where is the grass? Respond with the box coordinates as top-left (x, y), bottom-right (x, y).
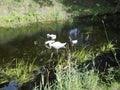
top-left (66, 41), bottom-right (116, 64)
top-left (71, 48), bottom-right (95, 62)
top-left (0, 0), bottom-right (120, 89)
top-left (54, 61), bottom-right (99, 90)
top-left (0, 58), bottom-right (38, 84)
top-left (100, 41), bottom-right (116, 52)
top-left (32, 40), bottom-right (120, 90)
top-left (61, 0), bottom-right (117, 16)
top-left (0, 40), bottom-right (119, 89)
top-left (33, 60), bottom-right (120, 90)
top-left (0, 0), bottom-right (119, 27)
top-left (0, 0), bottom-right (68, 27)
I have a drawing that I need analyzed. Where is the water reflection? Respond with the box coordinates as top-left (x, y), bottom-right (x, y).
top-left (0, 14), bottom-right (120, 60)
top-left (69, 28), bottom-right (79, 40)
top-left (68, 28), bottom-right (90, 47)
top-left (2, 81), bottom-right (18, 90)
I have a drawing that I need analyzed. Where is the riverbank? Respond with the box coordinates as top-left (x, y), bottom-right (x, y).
top-left (0, 0), bottom-right (119, 27)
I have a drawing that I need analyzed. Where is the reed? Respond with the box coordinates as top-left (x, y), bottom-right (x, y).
top-left (33, 60), bottom-right (120, 90)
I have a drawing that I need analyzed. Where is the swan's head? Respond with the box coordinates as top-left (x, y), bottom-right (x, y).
top-left (45, 40), bottom-right (55, 49)
top-left (46, 34), bottom-right (56, 39)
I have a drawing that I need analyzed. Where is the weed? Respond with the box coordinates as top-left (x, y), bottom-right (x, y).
top-left (0, 58), bottom-right (37, 84)
top-left (100, 41), bottom-right (115, 52)
top-left (71, 48), bottom-right (94, 62)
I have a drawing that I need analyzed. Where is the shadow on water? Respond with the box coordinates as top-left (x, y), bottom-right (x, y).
top-left (0, 13), bottom-right (120, 89)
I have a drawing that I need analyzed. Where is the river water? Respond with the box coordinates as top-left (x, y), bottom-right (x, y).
top-left (0, 14), bottom-right (120, 59)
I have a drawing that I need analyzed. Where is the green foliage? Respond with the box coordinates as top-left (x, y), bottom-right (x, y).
top-left (71, 48), bottom-right (95, 62)
top-left (33, 61), bottom-right (120, 90)
top-left (13, 0), bottom-right (23, 2)
top-left (0, 58), bottom-right (37, 84)
top-left (54, 63), bottom-right (99, 90)
top-left (0, 0), bottom-right (118, 27)
top-left (100, 41), bottom-right (115, 52)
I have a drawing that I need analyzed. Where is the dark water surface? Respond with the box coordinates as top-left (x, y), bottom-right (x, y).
top-left (0, 14), bottom-right (120, 59)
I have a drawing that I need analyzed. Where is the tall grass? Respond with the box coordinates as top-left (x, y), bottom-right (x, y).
top-left (32, 40), bottom-right (120, 90)
top-left (100, 41), bottom-right (116, 52)
top-left (53, 63), bottom-right (99, 90)
top-left (32, 61), bottom-right (120, 90)
top-left (33, 61), bottom-right (120, 90)
top-left (33, 62), bottom-right (100, 90)
top-left (71, 48), bottom-right (95, 62)
top-left (0, 58), bottom-right (37, 84)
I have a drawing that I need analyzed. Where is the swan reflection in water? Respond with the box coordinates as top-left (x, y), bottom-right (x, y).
top-left (69, 28), bottom-right (79, 46)
top-left (2, 81), bottom-right (18, 90)
top-left (69, 28), bottom-right (90, 47)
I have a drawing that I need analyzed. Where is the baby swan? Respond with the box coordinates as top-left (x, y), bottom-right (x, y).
top-left (47, 34), bottom-right (56, 40)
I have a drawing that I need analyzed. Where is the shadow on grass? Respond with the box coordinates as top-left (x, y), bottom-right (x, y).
top-left (60, 0), bottom-right (119, 16)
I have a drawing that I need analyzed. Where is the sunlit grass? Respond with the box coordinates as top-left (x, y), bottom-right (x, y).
top-left (53, 62), bottom-right (99, 90)
top-left (0, 58), bottom-right (37, 84)
top-left (71, 48), bottom-right (95, 62)
top-left (0, 0), bottom-right (118, 27)
top-left (0, 0), bottom-right (68, 27)
top-left (100, 41), bottom-right (116, 52)
top-left (33, 61), bottom-right (100, 90)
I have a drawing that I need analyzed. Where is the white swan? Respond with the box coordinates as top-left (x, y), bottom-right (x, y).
top-left (45, 40), bottom-right (55, 49)
top-left (49, 41), bottom-right (66, 50)
top-left (47, 34), bottom-right (56, 40)
top-left (45, 40), bottom-right (66, 51)
top-left (69, 36), bottom-right (78, 46)
top-left (71, 40), bottom-right (78, 46)
top-left (45, 40), bottom-right (55, 45)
